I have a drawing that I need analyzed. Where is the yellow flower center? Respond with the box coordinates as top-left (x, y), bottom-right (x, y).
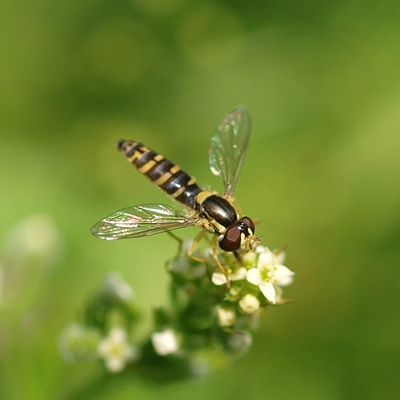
top-left (109, 342), bottom-right (126, 357)
top-left (261, 266), bottom-right (270, 282)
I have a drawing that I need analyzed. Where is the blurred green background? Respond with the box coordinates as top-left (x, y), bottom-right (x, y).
top-left (1, 0), bottom-right (400, 399)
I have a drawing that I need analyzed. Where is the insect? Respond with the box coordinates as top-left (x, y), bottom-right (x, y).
top-left (91, 106), bottom-right (258, 272)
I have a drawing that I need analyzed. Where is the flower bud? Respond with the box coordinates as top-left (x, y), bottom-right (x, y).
top-left (239, 294), bottom-right (260, 314)
top-left (216, 306), bottom-right (236, 327)
top-left (151, 329), bottom-right (179, 356)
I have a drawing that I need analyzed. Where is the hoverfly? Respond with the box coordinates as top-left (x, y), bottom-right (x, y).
top-left (91, 107), bottom-right (258, 271)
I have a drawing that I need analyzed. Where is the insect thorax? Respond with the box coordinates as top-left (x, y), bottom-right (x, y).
top-left (196, 192), bottom-right (238, 234)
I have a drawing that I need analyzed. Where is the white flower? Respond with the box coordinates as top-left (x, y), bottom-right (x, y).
top-left (227, 331), bottom-right (253, 354)
top-left (216, 306), bottom-right (236, 326)
top-left (104, 272), bottom-right (135, 302)
top-left (98, 328), bottom-right (137, 372)
top-left (212, 266), bottom-right (247, 286)
top-left (246, 247), bottom-right (294, 304)
top-left (151, 329), bottom-right (179, 356)
top-left (239, 294), bottom-right (260, 314)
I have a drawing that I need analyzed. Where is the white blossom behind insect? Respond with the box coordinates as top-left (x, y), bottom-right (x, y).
top-left (216, 305), bottom-right (237, 326)
top-left (151, 329), bottom-right (179, 356)
top-left (211, 265), bottom-right (247, 286)
top-left (104, 272), bottom-right (135, 302)
top-left (98, 328), bottom-right (138, 372)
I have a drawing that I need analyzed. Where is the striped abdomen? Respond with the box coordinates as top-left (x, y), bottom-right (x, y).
top-left (117, 139), bottom-right (202, 209)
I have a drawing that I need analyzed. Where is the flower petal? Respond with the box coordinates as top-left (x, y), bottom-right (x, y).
top-left (257, 249), bottom-right (273, 268)
top-left (106, 357), bottom-right (124, 373)
top-left (110, 327), bottom-right (126, 342)
top-left (98, 339), bottom-right (111, 356)
top-left (259, 282), bottom-right (276, 303)
top-left (246, 268), bottom-right (262, 286)
top-left (274, 250), bottom-right (286, 264)
top-left (230, 267), bottom-right (247, 281)
top-left (271, 265), bottom-right (294, 286)
top-left (255, 245), bottom-right (266, 253)
top-left (211, 272), bottom-right (228, 285)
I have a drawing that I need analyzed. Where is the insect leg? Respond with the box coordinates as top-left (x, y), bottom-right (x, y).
top-left (187, 230), bottom-right (207, 263)
top-left (211, 236), bottom-right (231, 288)
top-left (166, 231), bottom-right (183, 255)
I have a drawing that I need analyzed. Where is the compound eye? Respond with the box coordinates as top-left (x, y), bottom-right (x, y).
top-left (240, 216), bottom-right (255, 234)
top-left (219, 226), bottom-right (242, 252)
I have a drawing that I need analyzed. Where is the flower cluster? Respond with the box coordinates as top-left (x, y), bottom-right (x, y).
top-left (212, 244), bottom-right (294, 307)
top-left (59, 272), bottom-right (141, 373)
top-left (60, 239), bottom-right (294, 380)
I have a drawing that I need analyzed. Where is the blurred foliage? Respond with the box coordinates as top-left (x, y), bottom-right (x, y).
top-left (1, 0), bottom-right (400, 399)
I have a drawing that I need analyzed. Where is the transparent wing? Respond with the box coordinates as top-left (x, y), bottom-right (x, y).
top-left (209, 106), bottom-right (251, 196)
top-left (90, 204), bottom-right (200, 241)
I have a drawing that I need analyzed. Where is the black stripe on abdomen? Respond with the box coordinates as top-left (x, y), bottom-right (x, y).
top-left (117, 140), bottom-right (145, 161)
top-left (125, 142), bottom-right (141, 158)
top-left (146, 159), bottom-right (174, 181)
top-left (162, 170), bottom-right (191, 194)
top-left (136, 150), bottom-right (157, 168)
